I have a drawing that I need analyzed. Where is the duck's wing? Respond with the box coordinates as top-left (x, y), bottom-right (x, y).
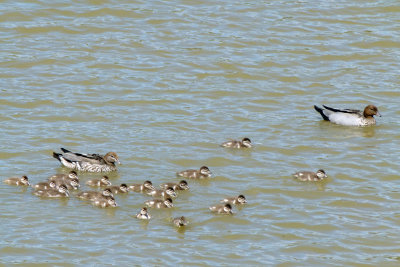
top-left (59, 148), bottom-right (104, 163)
top-left (322, 105), bottom-right (361, 115)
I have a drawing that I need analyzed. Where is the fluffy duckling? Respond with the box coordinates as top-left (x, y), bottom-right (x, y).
top-left (136, 207), bottom-right (151, 220)
top-left (85, 175), bottom-right (112, 187)
top-left (145, 198), bottom-right (174, 208)
top-left (221, 194), bottom-right (247, 205)
top-left (105, 184), bottom-right (129, 194)
top-left (92, 197), bottom-right (117, 208)
top-left (314, 104), bottom-right (381, 126)
top-left (293, 169), bottom-right (327, 182)
top-left (209, 203), bottom-right (233, 214)
top-left (49, 171), bottom-right (80, 190)
top-left (129, 180), bottom-right (156, 193)
top-left (33, 181), bottom-right (56, 191)
top-left (148, 187), bottom-right (177, 199)
top-left (221, 138), bottom-right (252, 148)
top-left (34, 184), bottom-right (69, 198)
top-left (160, 180), bottom-right (189, 191)
top-left (177, 166), bottom-right (212, 179)
top-left (4, 175), bottom-right (30, 186)
top-left (173, 216), bottom-right (189, 227)
top-left (52, 148), bottom-right (120, 172)
top-left (77, 188), bottom-right (114, 201)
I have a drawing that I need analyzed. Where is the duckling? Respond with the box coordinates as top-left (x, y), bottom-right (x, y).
top-left (129, 180), bottom-right (156, 193)
top-left (160, 180), bottom-right (189, 191)
top-left (177, 166), bottom-right (212, 179)
top-left (92, 197), bottom-right (117, 208)
top-left (4, 175), bottom-right (30, 186)
top-left (77, 188), bottom-right (114, 201)
top-left (49, 171), bottom-right (80, 189)
top-left (34, 184), bottom-right (69, 198)
top-left (49, 170), bottom-right (78, 181)
top-left (33, 180), bottom-right (56, 191)
top-left (292, 169), bottom-right (327, 181)
top-left (148, 187), bottom-right (177, 199)
top-left (136, 207), bottom-right (151, 220)
top-left (173, 216), bottom-right (189, 227)
top-left (209, 203), bottom-right (233, 214)
top-left (105, 183), bottom-right (129, 194)
top-left (145, 198), bottom-right (174, 208)
top-left (221, 138), bottom-right (252, 148)
top-left (86, 175), bottom-right (112, 187)
top-left (53, 148), bottom-right (120, 172)
top-left (221, 194), bottom-right (247, 205)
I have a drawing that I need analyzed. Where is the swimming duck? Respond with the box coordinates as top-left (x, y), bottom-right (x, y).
top-left (177, 166), bottom-right (212, 179)
top-left (173, 216), bottom-right (189, 227)
top-left (77, 188), bottom-right (114, 201)
top-left (34, 184), bottom-right (69, 198)
top-left (314, 104), bottom-right (381, 126)
top-left (292, 169), bottom-right (327, 181)
top-left (160, 180), bottom-right (189, 191)
top-left (105, 184), bottom-right (129, 194)
top-left (33, 181), bottom-right (56, 191)
top-left (209, 203), bottom-right (233, 214)
top-left (52, 148), bottom-right (120, 172)
top-left (136, 207), bottom-right (151, 220)
top-left (86, 176), bottom-right (112, 187)
top-left (4, 175), bottom-right (30, 186)
top-left (221, 194), bottom-right (247, 205)
top-left (221, 138), bottom-right (252, 148)
top-left (92, 197), bottom-right (117, 208)
top-left (148, 187), bottom-right (177, 199)
top-left (145, 198), bottom-right (174, 208)
top-left (129, 180), bottom-right (156, 193)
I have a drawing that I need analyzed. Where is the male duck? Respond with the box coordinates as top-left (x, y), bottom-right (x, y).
top-left (314, 104), bottom-right (381, 126)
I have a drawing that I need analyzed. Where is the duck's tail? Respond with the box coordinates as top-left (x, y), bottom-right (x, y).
top-left (314, 105), bottom-right (329, 121)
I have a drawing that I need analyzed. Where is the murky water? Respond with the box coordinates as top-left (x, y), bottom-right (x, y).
top-left (1, 0), bottom-right (400, 266)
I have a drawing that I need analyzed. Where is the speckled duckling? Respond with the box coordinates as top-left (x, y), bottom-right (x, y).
top-left (221, 194), bottom-right (247, 205)
top-left (136, 207), bottom-right (151, 220)
top-left (209, 203), bottom-right (233, 215)
top-left (292, 169), bottom-right (327, 182)
top-left (4, 175), bottom-right (30, 186)
top-left (34, 181), bottom-right (56, 191)
top-left (173, 216), bottom-right (189, 227)
top-left (148, 187), bottom-right (177, 199)
top-left (145, 198), bottom-right (174, 209)
top-left (34, 184), bottom-right (69, 198)
top-left (92, 197), bottom-right (117, 208)
top-left (129, 180), bottom-right (156, 193)
top-left (160, 180), bottom-right (189, 191)
top-left (86, 175), bottom-right (112, 187)
top-left (77, 188), bottom-right (114, 201)
top-left (52, 148), bottom-right (120, 172)
top-left (221, 138), bottom-right (252, 148)
top-left (177, 166), bottom-right (212, 179)
top-left (49, 171), bottom-right (80, 190)
top-left (105, 184), bottom-right (129, 194)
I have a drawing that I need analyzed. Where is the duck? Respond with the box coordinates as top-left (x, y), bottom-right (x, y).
top-left (209, 203), bottom-right (233, 214)
top-left (147, 187), bottom-right (177, 199)
top-left (34, 184), bottom-right (69, 198)
top-left (86, 176), bottom-right (112, 187)
top-left (160, 180), bottom-right (189, 191)
top-left (136, 207), bottom-right (151, 220)
top-left (221, 138), bottom-right (252, 148)
top-left (173, 216), bottom-right (189, 227)
top-left (92, 197), bottom-right (117, 208)
top-left (33, 181), bottom-right (56, 191)
top-left (4, 175), bottom-right (30, 186)
top-left (76, 188), bottom-right (114, 201)
top-left (292, 169), bottom-right (327, 181)
top-left (145, 198), bottom-right (174, 208)
top-left (52, 148), bottom-right (120, 172)
top-left (129, 180), bottom-right (156, 193)
top-left (221, 194), bottom-right (247, 205)
top-left (177, 166), bottom-right (212, 179)
top-left (314, 104), bottom-right (381, 126)
top-left (105, 184), bottom-right (129, 194)
top-left (49, 171), bottom-right (80, 189)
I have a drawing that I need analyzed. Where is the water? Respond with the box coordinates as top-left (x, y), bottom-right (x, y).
top-left (1, 0), bottom-right (400, 266)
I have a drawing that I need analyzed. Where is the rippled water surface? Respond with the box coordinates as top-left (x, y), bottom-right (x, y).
top-left (1, 0), bottom-right (400, 266)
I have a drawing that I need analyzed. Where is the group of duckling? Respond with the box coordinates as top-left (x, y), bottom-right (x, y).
top-left (4, 104), bottom-right (382, 227)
